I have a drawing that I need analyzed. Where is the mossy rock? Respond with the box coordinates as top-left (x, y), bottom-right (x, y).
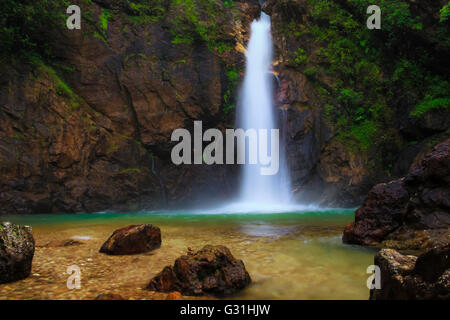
top-left (0, 222), bottom-right (35, 284)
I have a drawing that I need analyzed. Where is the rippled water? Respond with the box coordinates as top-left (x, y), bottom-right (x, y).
top-left (1, 209), bottom-right (376, 300)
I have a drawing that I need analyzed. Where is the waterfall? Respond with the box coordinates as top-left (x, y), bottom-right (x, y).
top-left (237, 12), bottom-right (291, 207)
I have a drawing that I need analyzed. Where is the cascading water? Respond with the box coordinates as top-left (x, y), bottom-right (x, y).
top-left (237, 12), bottom-right (291, 208)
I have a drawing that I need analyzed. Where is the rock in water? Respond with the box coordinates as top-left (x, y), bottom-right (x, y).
top-left (371, 245), bottom-right (450, 300)
top-left (147, 245), bottom-right (251, 296)
top-left (166, 291), bottom-right (184, 300)
top-left (0, 222), bottom-right (35, 284)
top-left (94, 293), bottom-right (126, 300)
top-left (44, 239), bottom-right (83, 248)
top-left (99, 224), bottom-right (161, 255)
top-left (343, 139), bottom-right (450, 249)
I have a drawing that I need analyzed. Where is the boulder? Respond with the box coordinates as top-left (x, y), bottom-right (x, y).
top-left (99, 224), bottom-right (161, 255)
top-left (343, 139), bottom-right (450, 250)
top-left (371, 245), bottom-right (450, 300)
top-left (342, 179), bottom-right (409, 245)
top-left (0, 222), bottom-right (35, 284)
top-left (146, 245), bottom-right (251, 296)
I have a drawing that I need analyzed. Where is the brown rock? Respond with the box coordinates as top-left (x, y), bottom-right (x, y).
top-left (343, 139), bottom-right (450, 249)
top-left (0, 0), bottom-right (261, 215)
top-left (94, 293), bottom-right (126, 300)
top-left (166, 291), bottom-right (184, 300)
top-left (371, 245), bottom-right (450, 300)
top-left (44, 239), bottom-right (84, 248)
top-left (146, 245), bottom-right (251, 296)
top-left (99, 224), bottom-right (161, 255)
top-left (0, 222), bottom-right (35, 284)
top-left (342, 179), bottom-right (409, 245)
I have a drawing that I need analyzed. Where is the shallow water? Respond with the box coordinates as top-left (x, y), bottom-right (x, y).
top-left (0, 209), bottom-right (376, 300)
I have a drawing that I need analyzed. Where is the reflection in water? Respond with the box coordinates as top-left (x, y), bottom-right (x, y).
top-left (239, 223), bottom-right (298, 238)
top-left (0, 210), bottom-right (375, 300)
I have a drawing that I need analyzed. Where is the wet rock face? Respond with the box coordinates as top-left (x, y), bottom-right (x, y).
top-left (371, 246), bottom-right (450, 300)
top-left (343, 139), bottom-right (450, 249)
top-left (265, 0), bottom-right (449, 207)
top-left (100, 224), bottom-right (161, 255)
top-left (0, 222), bottom-right (35, 284)
top-left (343, 179), bottom-right (410, 245)
top-left (0, 0), bottom-right (260, 215)
top-left (264, 0), bottom-right (376, 207)
top-left (147, 245), bottom-right (251, 296)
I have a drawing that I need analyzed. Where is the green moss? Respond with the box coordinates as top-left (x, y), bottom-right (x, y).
top-left (119, 168), bottom-right (142, 174)
top-left (441, 3), bottom-right (450, 22)
top-left (223, 66), bottom-right (241, 114)
top-left (288, 0), bottom-right (450, 155)
top-left (223, 0), bottom-right (234, 8)
top-left (337, 120), bottom-right (378, 152)
top-left (168, 0), bottom-right (234, 54)
top-left (36, 58), bottom-right (82, 109)
top-left (126, 0), bottom-right (166, 25)
top-left (0, 0), bottom-right (71, 61)
top-left (292, 48), bottom-right (308, 66)
top-left (99, 8), bottom-right (112, 33)
top-left (411, 97), bottom-right (450, 117)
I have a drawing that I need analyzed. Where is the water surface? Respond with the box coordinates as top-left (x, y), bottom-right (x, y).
top-left (1, 209), bottom-right (376, 300)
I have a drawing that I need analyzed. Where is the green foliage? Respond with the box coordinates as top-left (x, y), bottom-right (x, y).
top-left (34, 57), bottom-right (80, 108)
top-left (337, 120), bottom-right (378, 152)
top-left (293, 0), bottom-right (450, 153)
top-left (223, 0), bottom-right (234, 8)
top-left (411, 97), bottom-right (450, 117)
top-left (125, 0), bottom-right (166, 25)
top-left (223, 66), bottom-right (241, 114)
top-left (292, 48), bottom-right (308, 66)
top-left (168, 0), bottom-right (233, 54)
top-left (440, 3), bottom-right (450, 22)
top-left (99, 8), bottom-right (112, 33)
top-left (118, 168), bottom-right (142, 174)
top-left (0, 0), bottom-right (70, 61)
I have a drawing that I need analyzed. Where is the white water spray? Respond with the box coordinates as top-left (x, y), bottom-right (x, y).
top-left (237, 13), bottom-right (291, 208)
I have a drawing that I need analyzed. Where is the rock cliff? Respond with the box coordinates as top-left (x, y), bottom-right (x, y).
top-left (0, 0), bottom-right (448, 213)
top-left (343, 139), bottom-right (450, 250)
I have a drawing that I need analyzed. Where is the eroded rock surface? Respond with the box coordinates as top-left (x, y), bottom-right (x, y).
top-left (147, 245), bottom-right (251, 296)
top-left (0, 222), bottom-right (35, 284)
top-left (0, 0), bottom-right (260, 214)
top-left (100, 224), bottom-right (161, 255)
top-left (344, 139), bottom-right (450, 250)
top-left (264, 0), bottom-right (449, 207)
top-left (371, 245), bottom-right (450, 300)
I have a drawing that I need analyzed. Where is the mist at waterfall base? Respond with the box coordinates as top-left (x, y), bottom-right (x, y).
top-left (204, 13), bottom-right (313, 214)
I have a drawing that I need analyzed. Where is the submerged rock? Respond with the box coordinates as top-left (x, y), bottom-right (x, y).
top-left (43, 239), bottom-right (84, 248)
top-left (0, 222), bottom-right (35, 284)
top-left (94, 293), bottom-right (126, 300)
top-left (147, 245), bottom-right (251, 296)
top-left (99, 224), bottom-right (161, 255)
top-left (371, 245), bottom-right (450, 300)
top-left (165, 291), bottom-right (184, 300)
top-left (343, 139), bottom-right (450, 250)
